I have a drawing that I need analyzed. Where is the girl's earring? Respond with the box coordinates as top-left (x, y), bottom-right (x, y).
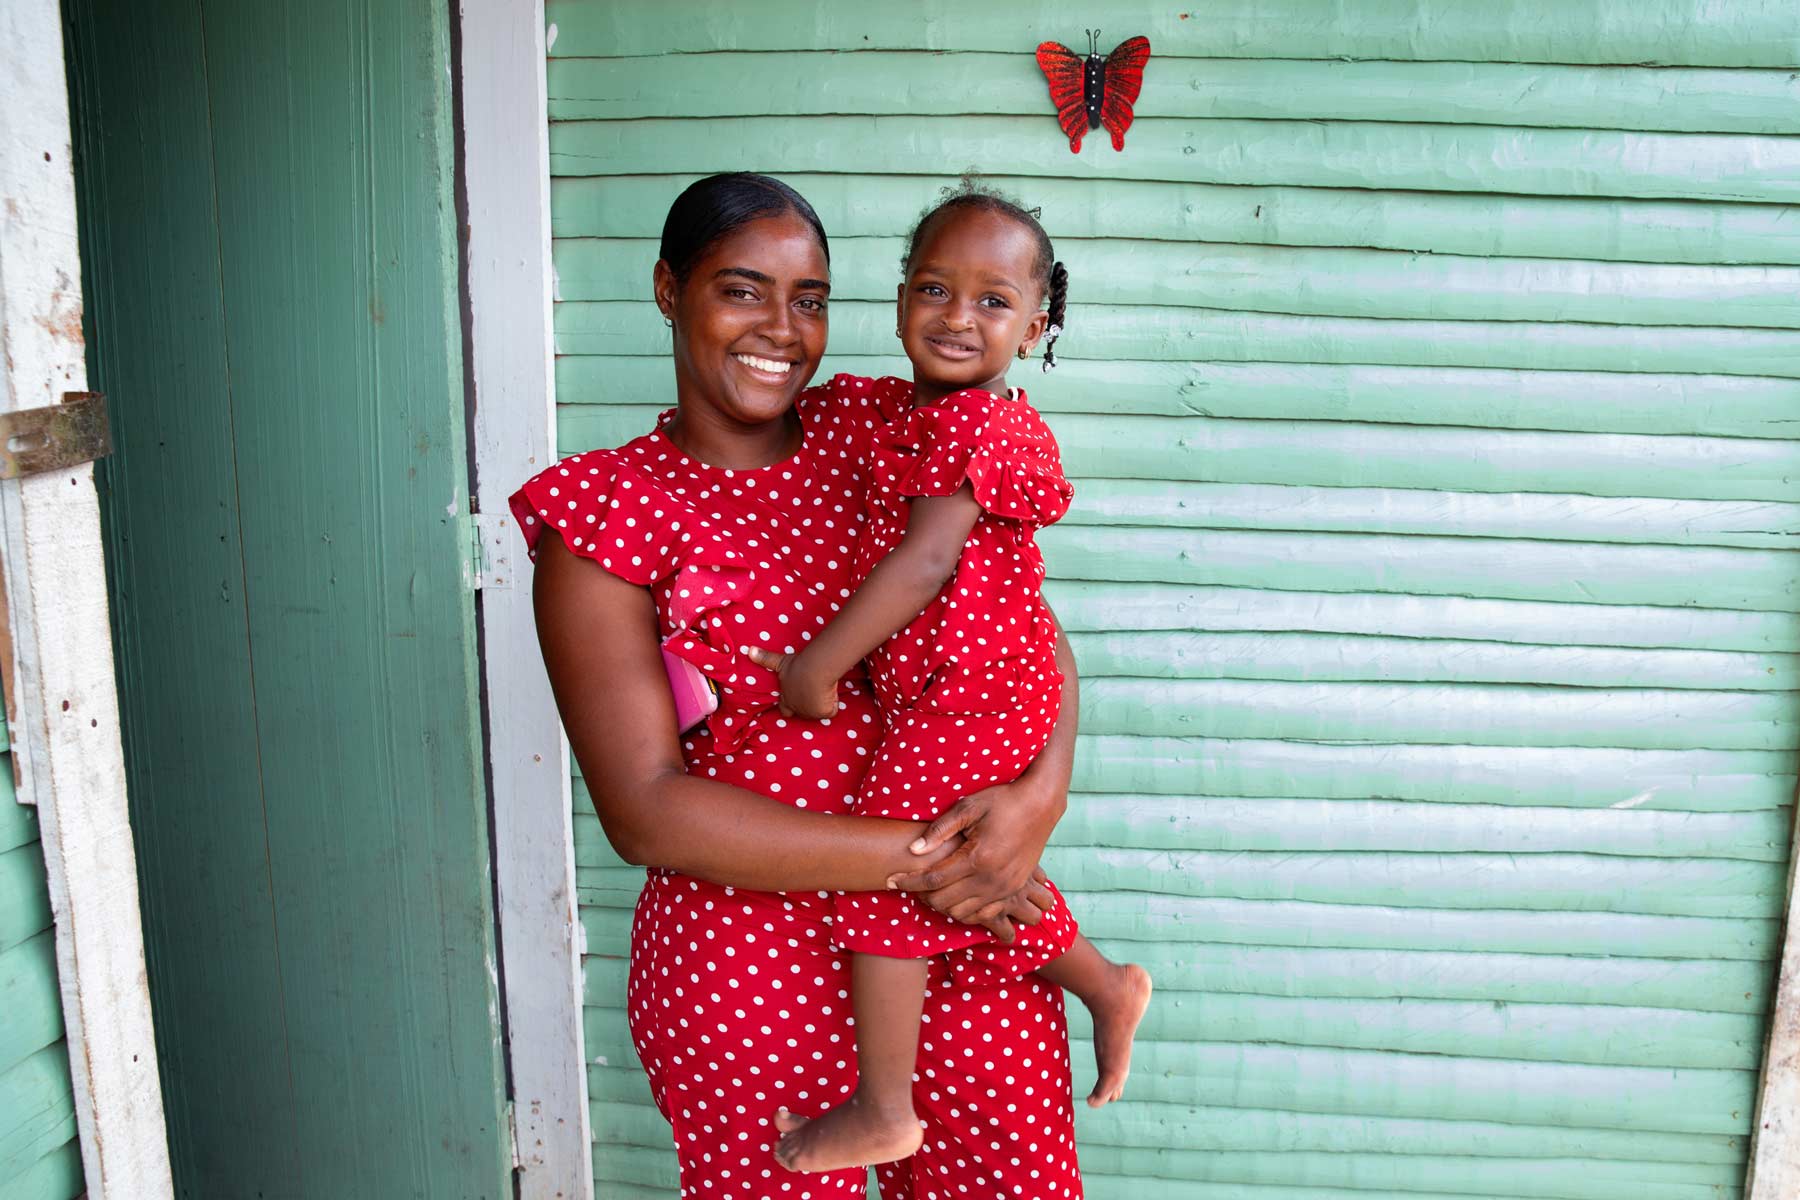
top-left (1016, 344), bottom-right (1031, 360)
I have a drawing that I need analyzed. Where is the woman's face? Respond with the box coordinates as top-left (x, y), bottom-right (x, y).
top-left (655, 212), bottom-right (831, 429)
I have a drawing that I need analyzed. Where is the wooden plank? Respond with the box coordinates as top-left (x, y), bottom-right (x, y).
top-left (571, 887), bottom-right (1773, 1009)
top-left (1063, 483), bottom-right (1800, 551)
top-left (0, 1139), bottom-right (80, 1200)
top-left (1041, 528), bottom-right (1799, 611)
top-left (0, 933), bottom-right (62, 1079)
top-left (1076, 678), bottom-right (1798, 751)
top-left (0, 2), bottom-right (171, 1193)
top-left (460, 3), bottom-right (591, 1194)
top-left (559, 403), bottom-right (1800, 504)
top-left (1043, 582), bottom-right (1800, 654)
top-left (1067, 736), bottom-right (1798, 811)
top-left (556, 356), bottom-right (1800, 440)
top-left (543, 0), bottom-right (1800, 67)
top-left (555, 299), bottom-right (1800, 379)
top-left (1053, 794), bottom-right (1792, 860)
top-left (553, 175), bottom-right (1800, 266)
top-left (1068, 631), bottom-right (1800, 689)
top-left (549, 116), bottom-right (1800, 204)
top-left (577, 793), bottom-right (1791, 861)
top-left (557, 235), bottom-right (1800, 328)
top-left (549, 53), bottom-right (1800, 135)
top-left (0, 1042), bottom-right (77, 1182)
top-left (579, 889), bottom-right (1779, 961)
top-left (0, 845), bottom-right (50, 953)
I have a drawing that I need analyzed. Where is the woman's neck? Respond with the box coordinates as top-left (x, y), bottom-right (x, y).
top-left (664, 403), bottom-right (803, 470)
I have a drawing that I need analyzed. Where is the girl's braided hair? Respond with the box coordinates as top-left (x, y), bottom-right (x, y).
top-left (902, 176), bottom-right (1067, 371)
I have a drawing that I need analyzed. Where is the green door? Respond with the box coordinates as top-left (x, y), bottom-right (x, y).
top-left (546, 2), bottom-right (1800, 1196)
top-left (64, 1), bottom-right (509, 1195)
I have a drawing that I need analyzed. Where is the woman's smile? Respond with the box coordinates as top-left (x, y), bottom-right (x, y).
top-left (731, 350), bottom-right (797, 381)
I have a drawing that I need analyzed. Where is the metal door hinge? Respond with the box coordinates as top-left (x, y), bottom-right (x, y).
top-left (470, 511), bottom-right (514, 591)
top-left (0, 392), bottom-right (110, 479)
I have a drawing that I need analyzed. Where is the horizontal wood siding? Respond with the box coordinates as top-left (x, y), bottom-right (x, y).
top-left (0, 725), bottom-right (82, 1199)
top-left (544, 2), bottom-right (1800, 1194)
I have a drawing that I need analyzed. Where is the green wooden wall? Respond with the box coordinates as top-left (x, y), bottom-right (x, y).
top-left (64, 1), bottom-right (510, 1196)
top-left (545, 2), bottom-right (1800, 1196)
top-left (0, 721), bottom-right (82, 1200)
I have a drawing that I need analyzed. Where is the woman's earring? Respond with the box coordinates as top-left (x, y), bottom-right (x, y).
top-left (663, 315), bottom-right (674, 329)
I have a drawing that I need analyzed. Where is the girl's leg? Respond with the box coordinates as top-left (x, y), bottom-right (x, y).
top-left (1036, 935), bottom-right (1154, 1107)
top-left (774, 952), bottom-right (929, 1174)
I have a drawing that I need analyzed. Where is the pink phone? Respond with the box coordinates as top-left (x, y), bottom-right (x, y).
top-left (662, 644), bottom-right (719, 734)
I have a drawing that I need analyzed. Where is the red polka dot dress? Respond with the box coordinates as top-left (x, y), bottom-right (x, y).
top-left (834, 378), bottom-right (1080, 984)
top-left (511, 375), bottom-right (1083, 1199)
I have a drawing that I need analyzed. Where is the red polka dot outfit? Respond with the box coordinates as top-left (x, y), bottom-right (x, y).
top-left (834, 378), bottom-right (1079, 983)
top-left (511, 375), bottom-right (1083, 1199)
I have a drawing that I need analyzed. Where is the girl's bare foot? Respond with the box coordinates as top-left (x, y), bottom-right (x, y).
top-left (1087, 961), bottom-right (1152, 1107)
top-left (773, 1096), bottom-right (924, 1174)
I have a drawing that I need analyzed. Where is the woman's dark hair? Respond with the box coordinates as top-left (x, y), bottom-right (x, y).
top-left (659, 173), bottom-right (830, 283)
top-left (902, 176), bottom-right (1068, 371)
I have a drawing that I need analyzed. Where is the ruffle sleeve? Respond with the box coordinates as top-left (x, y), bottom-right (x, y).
top-left (883, 388), bottom-right (1074, 528)
top-left (509, 451), bottom-right (684, 585)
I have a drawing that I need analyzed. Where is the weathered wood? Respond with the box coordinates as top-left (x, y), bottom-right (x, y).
top-left (0, 2), bottom-right (171, 1193)
top-left (1041, 527), bottom-right (1798, 611)
top-left (0, 933), bottom-right (61, 1078)
top-left (556, 299), bottom-right (1800, 379)
top-left (1067, 631), bottom-right (1797, 689)
top-left (550, 115), bottom-right (1800, 204)
top-left (561, 403), bottom-right (1800, 504)
top-left (550, 53), bottom-right (1800, 135)
top-left (557, 356), bottom-right (1800, 439)
top-left (544, 0), bottom-right (1800, 67)
top-left (0, 1041), bottom-right (78, 1182)
top-left (557, 235), bottom-right (1800, 328)
top-left (460, 3), bottom-right (592, 1193)
top-left (1067, 736), bottom-right (1797, 811)
top-left (579, 887), bottom-right (1780, 962)
top-left (1076, 678), bottom-right (1797, 750)
top-left (1042, 581), bottom-right (1800, 654)
top-left (555, 175), bottom-right (1800, 266)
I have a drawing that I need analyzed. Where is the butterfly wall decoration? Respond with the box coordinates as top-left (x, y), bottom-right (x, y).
top-left (1035, 30), bottom-right (1152, 153)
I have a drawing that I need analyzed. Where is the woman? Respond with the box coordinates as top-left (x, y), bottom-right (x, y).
top-left (516, 173), bottom-right (1084, 1198)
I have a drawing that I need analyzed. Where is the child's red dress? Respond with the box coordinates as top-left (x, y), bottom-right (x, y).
top-left (832, 376), bottom-right (1080, 981)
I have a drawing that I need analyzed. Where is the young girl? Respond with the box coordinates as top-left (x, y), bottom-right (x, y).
top-left (750, 184), bottom-right (1153, 1174)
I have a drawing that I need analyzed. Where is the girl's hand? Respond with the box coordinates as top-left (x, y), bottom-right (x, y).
top-left (886, 778), bottom-right (1066, 923)
top-left (744, 646), bottom-right (839, 719)
top-left (969, 869), bottom-right (1056, 943)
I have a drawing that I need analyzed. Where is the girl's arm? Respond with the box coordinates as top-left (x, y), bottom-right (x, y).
top-left (891, 608), bottom-right (1080, 924)
top-left (756, 483), bottom-right (983, 718)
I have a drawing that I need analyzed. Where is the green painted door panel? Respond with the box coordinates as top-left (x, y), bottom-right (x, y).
top-left (66, 1), bottom-right (508, 1196)
top-left (544, 3), bottom-right (1800, 1196)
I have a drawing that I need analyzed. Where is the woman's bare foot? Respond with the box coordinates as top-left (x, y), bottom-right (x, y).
top-left (773, 1095), bottom-right (924, 1174)
top-left (1086, 961), bottom-right (1153, 1107)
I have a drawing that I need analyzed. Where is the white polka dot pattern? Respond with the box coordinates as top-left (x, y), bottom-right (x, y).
top-left (510, 375), bottom-right (1084, 1198)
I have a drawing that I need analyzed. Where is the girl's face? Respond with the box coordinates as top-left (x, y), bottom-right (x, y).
top-left (655, 212), bottom-right (831, 429)
top-left (897, 207), bottom-right (1049, 401)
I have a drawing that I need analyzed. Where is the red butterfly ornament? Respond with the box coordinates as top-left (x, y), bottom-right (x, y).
top-left (1036, 30), bottom-right (1151, 153)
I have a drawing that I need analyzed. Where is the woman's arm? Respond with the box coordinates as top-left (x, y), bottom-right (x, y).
top-left (889, 607), bottom-right (1080, 924)
top-left (758, 483), bottom-right (983, 718)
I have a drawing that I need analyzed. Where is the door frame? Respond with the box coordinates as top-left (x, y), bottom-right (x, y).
top-left (0, 1), bottom-right (172, 1195)
top-left (458, 2), bottom-right (592, 1196)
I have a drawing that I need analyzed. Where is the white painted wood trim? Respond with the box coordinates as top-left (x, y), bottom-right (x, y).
top-left (1746, 779), bottom-right (1800, 1199)
top-left (459, 2), bottom-right (592, 1196)
top-left (0, 2), bottom-right (173, 1195)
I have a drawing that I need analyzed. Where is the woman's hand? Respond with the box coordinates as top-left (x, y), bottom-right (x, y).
top-left (886, 780), bottom-right (1066, 924)
top-left (744, 647), bottom-right (839, 720)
